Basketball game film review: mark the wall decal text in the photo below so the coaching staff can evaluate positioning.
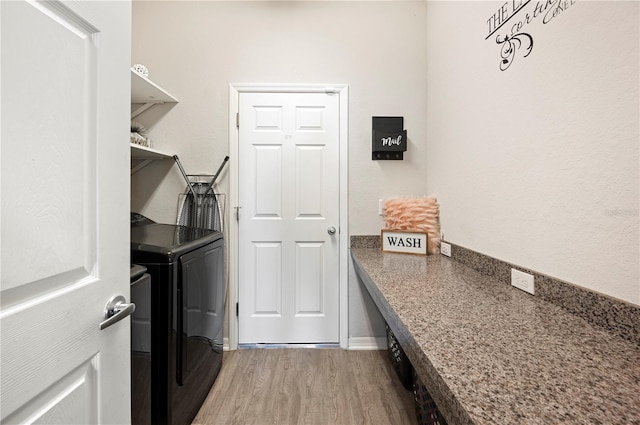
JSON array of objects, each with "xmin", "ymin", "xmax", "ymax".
[{"xmin": 485, "ymin": 0, "xmax": 578, "ymax": 71}]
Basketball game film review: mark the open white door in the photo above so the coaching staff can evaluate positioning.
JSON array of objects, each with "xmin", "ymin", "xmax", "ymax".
[{"xmin": 1, "ymin": 1, "xmax": 131, "ymax": 423}]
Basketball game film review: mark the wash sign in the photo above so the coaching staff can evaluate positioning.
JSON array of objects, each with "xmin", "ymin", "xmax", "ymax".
[{"xmin": 381, "ymin": 230, "xmax": 428, "ymax": 255}]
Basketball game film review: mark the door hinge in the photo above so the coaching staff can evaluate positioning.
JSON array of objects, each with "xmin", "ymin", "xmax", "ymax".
[
  {"xmin": 235, "ymin": 206, "xmax": 241, "ymax": 221},
  {"xmin": 236, "ymin": 112, "xmax": 239, "ymax": 128},
  {"xmin": 236, "ymin": 302, "xmax": 239, "ymax": 317}
]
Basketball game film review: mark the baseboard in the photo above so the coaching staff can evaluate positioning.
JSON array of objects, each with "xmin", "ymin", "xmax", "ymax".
[
  {"xmin": 348, "ymin": 336, "xmax": 387, "ymax": 350},
  {"xmin": 224, "ymin": 337, "xmax": 387, "ymax": 351}
]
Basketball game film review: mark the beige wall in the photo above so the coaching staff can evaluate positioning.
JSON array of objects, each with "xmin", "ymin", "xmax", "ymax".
[
  {"xmin": 131, "ymin": 1, "xmax": 430, "ymax": 342},
  {"xmin": 131, "ymin": 1, "xmax": 430, "ymax": 229},
  {"xmin": 426, "ymin": 1, "xmax": 639, "ymax": 305}
]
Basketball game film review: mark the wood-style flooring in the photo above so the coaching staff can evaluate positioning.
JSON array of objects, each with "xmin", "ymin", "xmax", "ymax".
[{"xmin": 192, "ymin": 348, "xmax": 417, "ymax": 425}]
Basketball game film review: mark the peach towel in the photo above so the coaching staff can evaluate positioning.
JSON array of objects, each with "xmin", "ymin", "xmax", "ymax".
[{"xmin": 383, "ymin": 197, "xmax": 441, "ymax": 254}]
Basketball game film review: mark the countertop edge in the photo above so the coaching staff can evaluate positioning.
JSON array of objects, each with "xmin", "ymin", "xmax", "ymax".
[{"xmin": 351, "ymin": 251, "xmax": 475, "ymax": 425}]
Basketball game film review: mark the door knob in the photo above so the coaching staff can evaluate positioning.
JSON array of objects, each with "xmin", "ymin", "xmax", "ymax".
[
  {"xmin": 327, "ymin": 226, "xmax": 337, "ymax": 235},
  {"xmin": 99, "ymin": 295, "xmax": 136, "ymax": 330}
]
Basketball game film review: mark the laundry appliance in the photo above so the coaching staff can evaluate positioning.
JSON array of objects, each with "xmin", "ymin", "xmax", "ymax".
[{"xmin": 130, "ymin": 213, "xmax": 224, "ymax": 425}]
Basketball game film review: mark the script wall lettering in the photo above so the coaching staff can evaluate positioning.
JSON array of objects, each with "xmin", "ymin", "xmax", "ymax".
[
  {"xmin": 381, "ymin": 135, "xmax": 403, "ymax": 147},
  {"xmin": 485, "ymin": 0, "xmax": 578, "ymax": 71}
]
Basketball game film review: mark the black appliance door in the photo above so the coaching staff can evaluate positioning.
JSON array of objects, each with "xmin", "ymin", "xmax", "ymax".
[
  {"xmin": 172, "ymin": 238, "xmax": 224, "ymax": 425},
  {"xmin": 130, "ymin": 266, "xmax": 152, "ymax": 425}
]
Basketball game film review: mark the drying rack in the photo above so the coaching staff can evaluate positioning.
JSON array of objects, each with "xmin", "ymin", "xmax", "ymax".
[{"xmin": 173, "ymin": 155, "xmax": 229, "ymax": 231}]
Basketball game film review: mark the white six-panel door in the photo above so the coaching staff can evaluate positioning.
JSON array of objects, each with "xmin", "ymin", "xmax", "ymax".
[
  {"xmin": 238, "ymin": 92, "xmax": 340, "ymax": 344},
  {"xmin": 0, "ymin": 0, "xmax": 131, "ymax": 423}
]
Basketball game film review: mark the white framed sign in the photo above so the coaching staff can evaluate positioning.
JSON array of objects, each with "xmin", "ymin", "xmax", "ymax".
[{"xmin": 381, "ymin": 229, "xmax": 428, "ymax": 255}]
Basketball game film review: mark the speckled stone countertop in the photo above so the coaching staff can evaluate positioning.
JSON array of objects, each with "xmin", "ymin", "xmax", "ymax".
[{"xmin": 351, "ymin": 248, "xmax": 640, "ymax": 425}]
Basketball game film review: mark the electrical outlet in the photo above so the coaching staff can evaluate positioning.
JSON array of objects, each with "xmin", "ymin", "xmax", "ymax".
[
  {"xmin": 378, "ymin": 199, "xmax": 384, "ymax": 216},
  {"xmin": 511, "ymin": 269, "xmax": 535, "ymax": 295},
  {"xmin": 440, "ymin": 242, "xmax": 451, "ymax": 257}
]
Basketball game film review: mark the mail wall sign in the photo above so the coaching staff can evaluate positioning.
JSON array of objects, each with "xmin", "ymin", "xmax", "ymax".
[
  {"xmin": 381, "ymin": 229, "xmax": 428, "ymax": 255},
  {"xmin": 372, "ymin": 116, "xmax": 407, "ymax": 160}
]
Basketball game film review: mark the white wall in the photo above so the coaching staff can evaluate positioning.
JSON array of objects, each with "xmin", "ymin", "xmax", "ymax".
[
  {"xmin": 426, "ymin": 1, "xmax": 639, "ymax": 305},
  {"xmin": 131, "ymin": 1, "xmax": 429, "ymax": 341}
]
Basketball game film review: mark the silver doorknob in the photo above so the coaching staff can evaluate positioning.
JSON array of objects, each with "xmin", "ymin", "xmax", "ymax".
[
  {"xmin": 99, "ymin": 295, "xmax": 136, "ymax": 330},
  {"xmin": 327, "ymin": 226, "xmax": 337, "ymax": 235}
]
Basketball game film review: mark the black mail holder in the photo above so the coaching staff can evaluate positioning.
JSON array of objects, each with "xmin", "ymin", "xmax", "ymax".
[{"xmin": 372, "ymin": 116, "xmax": 407, "ymax": 160}]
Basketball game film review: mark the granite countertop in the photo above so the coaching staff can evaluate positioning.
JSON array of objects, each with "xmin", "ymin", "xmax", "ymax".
[{"xmin": 351, "ymin": 248, "xmax": 640, "ymax": 425}]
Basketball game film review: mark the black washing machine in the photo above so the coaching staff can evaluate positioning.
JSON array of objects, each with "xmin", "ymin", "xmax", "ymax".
[{"xmin": 130, "ymin": 214, "xmax": 224, "ymax": 425}]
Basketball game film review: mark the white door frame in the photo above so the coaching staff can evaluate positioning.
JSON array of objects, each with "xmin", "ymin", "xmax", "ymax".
[{"xmin": 228, "ymin": 84, "xmax": 349, "ymax": 349}]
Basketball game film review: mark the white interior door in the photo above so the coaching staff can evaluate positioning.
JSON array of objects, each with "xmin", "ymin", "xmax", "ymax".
[
  {"xmin": 0, "ymin": 1, "xmax": 131, "ymax": 423},
  {"xmin": 238, "ymin": 92, "xmax": 340, "ymax": 344}
]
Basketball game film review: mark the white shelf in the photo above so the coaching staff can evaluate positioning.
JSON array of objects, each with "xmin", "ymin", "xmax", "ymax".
[
  {"xmin": 131, "ymin": 143, "xmax": 171, "ymax": 159},
  {"xmin": 130, "ymin": 143, "xmax": 173, "ymax": 175},
  {"xmin": 130, "ymin": 70, "xmax": 178, "ymax": 118},
  {"xmin": 129, "ymin": 71, "xmax": 178, "ymax": 173}
]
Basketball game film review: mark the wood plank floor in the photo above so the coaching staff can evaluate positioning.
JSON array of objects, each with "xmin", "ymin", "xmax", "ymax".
[{"xmin": 192, "ymin": 349, "xmax": 418, "ymax": 425}]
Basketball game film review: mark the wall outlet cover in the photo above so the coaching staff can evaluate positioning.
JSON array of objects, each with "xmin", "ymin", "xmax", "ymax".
[{"xmin": 511, "ymin": 268, "xmax": 535, "ymax": 295}]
